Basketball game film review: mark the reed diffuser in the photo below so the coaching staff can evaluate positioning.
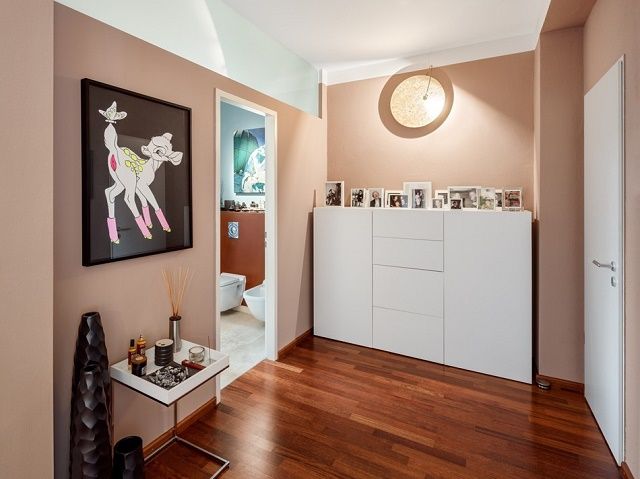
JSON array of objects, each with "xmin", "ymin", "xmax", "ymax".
[{"xmin": 162, "ymin": 266, "xmax": 192, "ymax": 353}]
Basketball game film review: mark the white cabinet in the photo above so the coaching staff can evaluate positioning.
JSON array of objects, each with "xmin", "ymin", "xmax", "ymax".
[
  {"xmin": 314, "ymin": 208, "xmax": 532, "ymax": 383},
  {"xmin": 443, "ymin": 212, "xmax": 532, "ymax": 383},
  {"xmin": 313, "ymin": 208, "xmax": 372, "ymax": 347}
]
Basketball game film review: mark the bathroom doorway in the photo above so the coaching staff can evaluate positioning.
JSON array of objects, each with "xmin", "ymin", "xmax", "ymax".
[{"xmin": 215, "ymin": 91, "xmax": 277, "ymax": 393}]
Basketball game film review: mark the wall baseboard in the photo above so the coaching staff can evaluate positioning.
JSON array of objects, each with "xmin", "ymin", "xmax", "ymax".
[
  {"xmin": 142, "ymin": 397, "xmax": 217, "ymax": 458},
  {"xmin": 621, "ymin": 462, "xmax": 635, "ymax": 479},
  {"xmin": 278, "ymin": 328, "xmax": 313, "ymax": 359},
  {"xmin": 536, "ymin": 374, "xmax": 584, "ymax": 394}
]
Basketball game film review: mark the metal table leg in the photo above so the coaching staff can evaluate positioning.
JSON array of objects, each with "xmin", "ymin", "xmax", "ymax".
[{"xmin": 146, "ymin": 401, "xmax": 230, "ymax": 478}]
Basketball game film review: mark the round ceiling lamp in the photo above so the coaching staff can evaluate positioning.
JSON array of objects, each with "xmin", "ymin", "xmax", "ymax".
[
  {"xmin": 390, "ymin": 74, "xmax": 446, "ymax": 128},
  {"xmin": 379, "ymin": 67, "xmax": 454, "ymax": 138}
]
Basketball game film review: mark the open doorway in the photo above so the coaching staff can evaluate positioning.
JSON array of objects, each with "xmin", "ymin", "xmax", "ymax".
[{"xmin": 215, "ymin": 90, "xmax": 277, "ymax": 393}]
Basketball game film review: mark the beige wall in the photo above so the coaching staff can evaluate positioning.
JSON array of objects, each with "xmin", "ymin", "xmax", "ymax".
[
  {"xmin": 535, "ymin": 28, "xmax": 585, "ymax": 383},
  {"xmin": 0, "ymin": 0, "xmax": 54, "ymax": 477},
  {"xmin": 327, "ymin": 53, "xmax": 534, "ymax": 209},
  {"xmin": 584, "ymin": 0, "xmax": 640, "ymax": 474},
  {"xmin": 54, "ymin": 5, "xmax": 326, "ymax": 477}
]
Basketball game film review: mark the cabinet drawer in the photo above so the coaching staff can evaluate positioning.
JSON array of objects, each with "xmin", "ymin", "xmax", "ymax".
[
  {"xmin": 373, "ymin": 210, "xmax": 443, "ymax": 240},
  {"xmin": 373, "ymin": 308, "xmax": 443, "ymax": 363},
  {"xmin": 373, "ymin": 237, "xmax": 443, "ymax": 271},
  {"xmin": 373, "ymin": 265, "xmax": 443, "ymax": 317}
]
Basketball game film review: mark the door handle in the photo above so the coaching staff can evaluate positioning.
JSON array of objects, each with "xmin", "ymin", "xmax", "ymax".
[{"xmin": 592, "ymin": 259, "xmax": 616, "ymax": 272}]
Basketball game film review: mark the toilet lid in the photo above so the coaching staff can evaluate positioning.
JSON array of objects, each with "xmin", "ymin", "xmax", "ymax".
[{"xmin": 220, "ymin": 275, "xmax": 240, "ymax": 287}]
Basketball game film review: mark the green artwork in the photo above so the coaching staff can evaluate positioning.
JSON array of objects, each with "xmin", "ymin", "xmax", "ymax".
[{"xmin": 233, "ymin": 128, "xmax": 265, "ymax": 194}]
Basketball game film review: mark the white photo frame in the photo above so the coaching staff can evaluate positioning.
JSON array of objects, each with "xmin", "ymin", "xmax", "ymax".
[
  {"xmin": 368, "ymin": 188, "xmax": 385, "ymax": 208},
  {"xmin": 479, "ymin": 187, "xmax": 496, "ymax": 211},
  {"xmin": 448, "ymin": 186, "xmax": 480, "ymax": 210},
  {"xmin": 435, "ymin": 189, "xmax": 449, "ymax": 209},
  {"xmin": 431, "ymin": 197, "xmax": 444, "ymax": 209},
  {"xmin": 386, "ymin": 190, "xmax": 408, "ymax": 208},
  {"xmin": 350, "ymin": 188, "xmax": 368, "ymax": 207},
  {"xmin": 495, "ymin": 189, "xmax": 503, "ymax": 211},
  {"xmin": 403, "ymin": 182, "xmax": 432, "ymax": 209},
  {"xmin": 503, "ymin": 187, "xmax": 523, "ymax": 211},
  {"xmin": 324, "ymin": 181, "xmax": 344, "ymax": 207}
]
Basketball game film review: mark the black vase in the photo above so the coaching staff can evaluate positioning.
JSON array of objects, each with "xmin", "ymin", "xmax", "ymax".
[
  {"xmin": 70, "ymin": 362, "xmax": 113, "ymax": 478},
  {"xmin": 113, "ymin": 436, "xmax": 145, "ymax": 479},
  {"xmin": 70, "ymin": 312, "xmax": 112, "ymax": 477}
]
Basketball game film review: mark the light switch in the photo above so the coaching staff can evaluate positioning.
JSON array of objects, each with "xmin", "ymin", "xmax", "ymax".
[{"xmin": 228, "ymin": 222, "xmax": 239, "ymax": 239}]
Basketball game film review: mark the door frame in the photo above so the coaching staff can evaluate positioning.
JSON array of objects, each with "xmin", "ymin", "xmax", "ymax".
[
  {"xmin": 214, "ymin": 89, "xmax": 278, "ymax": 400},
  {"xmin": 584, "ymin": 56, "xmax": 625, "ymax": 464}
]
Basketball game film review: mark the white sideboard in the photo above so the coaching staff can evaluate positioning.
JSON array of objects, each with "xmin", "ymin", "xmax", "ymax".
[{"xmin": 313, "ymin": 207, "xmax": 532, "ymax": 383}]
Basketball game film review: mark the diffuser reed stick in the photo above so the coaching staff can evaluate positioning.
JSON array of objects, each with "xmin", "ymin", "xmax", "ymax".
[{"xmin": 162, "ymin": 266, "xmax": 192, "ymax": 317}]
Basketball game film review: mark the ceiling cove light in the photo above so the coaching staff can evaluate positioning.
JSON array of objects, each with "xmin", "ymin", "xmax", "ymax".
[{"xmin": 380, "ymin": 67, "xmax": 454, "ymax": 138}]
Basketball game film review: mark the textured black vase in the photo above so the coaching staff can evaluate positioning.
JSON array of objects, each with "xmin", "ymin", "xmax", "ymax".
[
  {"xmin": 113, "ymin": 436, "xmax": 145, "ymax": 479},
  {"xmin": 70, "ymin": 362, "xmax": 113, "ymax": 478},
  {"xmin": 70, "ymin": 312, "xmax": 112, "ymax": 478}
]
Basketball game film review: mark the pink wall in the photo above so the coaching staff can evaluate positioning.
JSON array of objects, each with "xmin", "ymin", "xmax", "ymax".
[
  {"xmin": 535, "ymin": 28, "xmax": 585, "ymax": 383},
  {"xmin": 584, "ymin": 0, "xmax": 640, "ymax": 474},
  {"xmin": 54, "ymin": 5, "xmax": 326, "ymax": 477},
  {"xmin": 0, "ymin": 0, "xmax": 54, "ymax": 477},
  {"xmin": 327, "ymin": 53, "xmax": 534, "ymax": 209}
]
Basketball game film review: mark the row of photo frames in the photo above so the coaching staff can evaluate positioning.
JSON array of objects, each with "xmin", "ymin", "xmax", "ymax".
[{"xmin": 324, "ymin": 181, "xmax": 523, "ymax": 211}]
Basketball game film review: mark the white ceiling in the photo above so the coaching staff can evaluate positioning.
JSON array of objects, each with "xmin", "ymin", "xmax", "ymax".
[{"xmin": 222, "ymin": 0, "xmax": 551, "ymax": 84}]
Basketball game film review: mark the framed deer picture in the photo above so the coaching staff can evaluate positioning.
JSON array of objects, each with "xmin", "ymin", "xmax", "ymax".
[{"xmin": 81, "ymin": 79, "xmax": 193, "ymax": 266}]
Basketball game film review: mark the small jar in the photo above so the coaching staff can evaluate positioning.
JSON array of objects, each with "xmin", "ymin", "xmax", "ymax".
[
  {"xmin": 131, "ymin": 354, "xmax": 147, "ymax": 377},
  {"xmin": 189, "ymin": 346, "xmax": 205, "ymax": 363}
]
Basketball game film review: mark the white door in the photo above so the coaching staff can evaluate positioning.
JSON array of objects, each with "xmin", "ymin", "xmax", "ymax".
[{"xmin": 584, "ymin": 58, "xmax": 624, "ymax": 464}]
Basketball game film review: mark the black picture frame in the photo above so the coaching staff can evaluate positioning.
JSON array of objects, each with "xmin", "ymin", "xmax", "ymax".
[{"xmin": 81, "ymin": 79, "xmax": 193, "ymax": 266}]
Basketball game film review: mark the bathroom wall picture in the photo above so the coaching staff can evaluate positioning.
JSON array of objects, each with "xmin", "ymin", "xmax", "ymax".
[
  {"xmin": 234, "ymin": 127, "xmax": 265, "ymax": 194},
  {"xmin": 81, "ymin": 79, "xmax": 193, "ymax": 266}
]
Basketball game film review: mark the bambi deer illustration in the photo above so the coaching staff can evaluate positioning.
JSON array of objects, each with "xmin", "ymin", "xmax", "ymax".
[{"xmin": 99, "ymin": 101, "xmax": 183, "ymax": 243}]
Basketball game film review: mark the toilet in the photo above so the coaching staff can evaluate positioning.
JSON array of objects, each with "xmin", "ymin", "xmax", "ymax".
[
  {"xmin": 219, "ymin": 273, "xmax": 246, "ymax": 312},
  {"xmin": 243, "ymin": 280, "xmax": 265, "ymax": 322}
]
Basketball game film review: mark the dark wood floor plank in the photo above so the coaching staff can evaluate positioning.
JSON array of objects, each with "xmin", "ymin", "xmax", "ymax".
[{"xmin": 146, "ymin": 336, "xmax": 618, "ymax": 478}]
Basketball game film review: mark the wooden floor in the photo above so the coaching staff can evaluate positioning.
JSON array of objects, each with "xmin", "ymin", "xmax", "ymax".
[{"xmin": 146, "ymin": 336, "xmax": 619, "ymax": 478}]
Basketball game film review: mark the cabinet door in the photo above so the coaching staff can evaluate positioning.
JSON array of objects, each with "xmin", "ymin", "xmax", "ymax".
[
  {"xmin": 373, "ymin": 265, "xmax": 443, "ymax": 317},
  {"xmin": 373, "ymin": 307, "xmax": 443, "ymax": 363},
  {"xmin": 444, "ymin": 211, "xmax": 532, "ymax": 383},
  {"xmin": 314, "ymin": 208, "xmax": 372, "ymax": 347}
]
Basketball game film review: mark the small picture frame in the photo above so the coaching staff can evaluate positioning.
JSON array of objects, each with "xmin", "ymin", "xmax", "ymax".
[
  {"xmin": 495, "ymin": 189, "xmax": 503, "ymax": 211},
  {"xmin": 435, "ymin": 189, "xmax": 449, "ymax": 209},
  {"xmin": 503, "ymin": 188, "xmax": 523, "ymax": 211},
  {"xmin": 403, "ymin": 182, "xmax": 432, "ymax": 209},
  {"xmin": 386, "ymin": 190, "xmax": 409, "ymax": 208},
  {"xmin": 350, "ymin": 188, "xmax": 368, "ymax": 207},
  {"xmin": 431, "ymin": 197, "xmax": 444, "ymax": 209},
  {"xmin": 450, "ymin": 198, "xmax": 462, "ymax": 210},
  {"xmin": 410, "ymin": 188, "xmax": 428, "ymax": 209},
  {"xmin": 368, "ymin": 188, "xmax": 385, "ymax": 208},
  {"xmin": 325, "ymin": 181, "xmax": 344, "ymax": 207},
  {"xmin": 449, "ymin": 186, "xmax": 480, "ymax": 210},
  {"xmin": 479, "ymin": 187, "xmax": 496, "ymax": 211}
]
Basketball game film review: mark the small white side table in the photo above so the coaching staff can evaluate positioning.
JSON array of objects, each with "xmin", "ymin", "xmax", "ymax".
[{"xmin": 110, "ymin": 340, "xmax": 230, "ymax": 478}]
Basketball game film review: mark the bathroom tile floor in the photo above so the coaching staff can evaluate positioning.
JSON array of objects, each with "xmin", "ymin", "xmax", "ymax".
[{"xmin": 220, "ymin": 306, "xmax": 265, "ymax": 389}]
